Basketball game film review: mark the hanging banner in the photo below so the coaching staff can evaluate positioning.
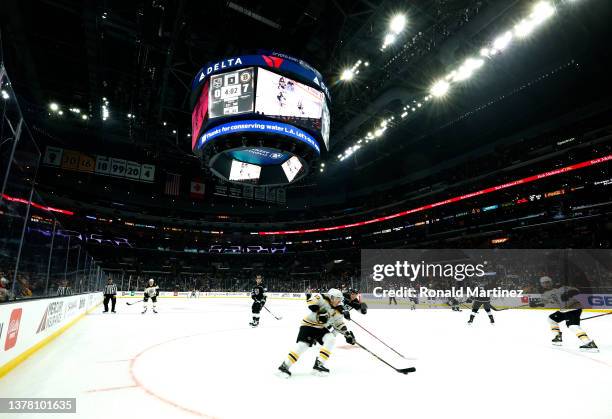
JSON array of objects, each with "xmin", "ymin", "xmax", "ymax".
[{"xmin": 43, "ymin": 147, "xmax": 156, "ymax": 183}]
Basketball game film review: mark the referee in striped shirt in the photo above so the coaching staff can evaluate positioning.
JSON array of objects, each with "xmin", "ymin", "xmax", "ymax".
[{"xmin": 103, "ymin": 277, "xmax": 118, "ymax": 313}]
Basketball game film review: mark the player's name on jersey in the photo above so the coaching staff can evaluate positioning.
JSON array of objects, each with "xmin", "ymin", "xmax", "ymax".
[{"xmin": 372, "ymin": 286, "xmax": 524, "ymax": 299}]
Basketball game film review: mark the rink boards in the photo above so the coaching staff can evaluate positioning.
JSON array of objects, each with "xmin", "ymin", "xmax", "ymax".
[
  {"xmin": 118, "ymin": 291, "xmax": 612, "ymax": 310},
  {"xmin": 0, "ymin": 292, "xmax": 103, "ymax": 377}
]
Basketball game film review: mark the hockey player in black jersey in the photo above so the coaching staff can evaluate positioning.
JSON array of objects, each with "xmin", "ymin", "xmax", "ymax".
[
  {"xmin": 342, "ymin": 289, "xmax": 368, "ymax": 320},
  {"xmin": 467, "ymin": 294, "xmax": 494, "ymax": 324},
  {"xmin": 448, "ymin": 297, "xmax": 461, "ymax": 312},
  {"xmin": 249, "ymin": 275, "xmax": 267, "ymax": 327}
]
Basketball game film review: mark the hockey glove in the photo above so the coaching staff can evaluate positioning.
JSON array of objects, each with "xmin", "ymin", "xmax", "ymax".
[
  {"xmin": 317, "ymin": 311, "xmax": 329, "ymax": 324},
  {"xmin": 360, "ymin": 302, "xmax": 368, "ymax": 314},
  {"xmin": 344, "ymin": 331, "xmax": 356, "ymax": 345},
  {"xmin": 343, "ymin": 309, "xmax": 351, "ymax": 320},
  {"xmin": 560, "ymin": 288, "xmax": 579, "ymax": 302}
]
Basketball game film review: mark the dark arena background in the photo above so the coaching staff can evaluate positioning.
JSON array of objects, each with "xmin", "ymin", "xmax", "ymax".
[{"xmin": 0, "ymin": 1, "xmax": 611, "ymax": 418}]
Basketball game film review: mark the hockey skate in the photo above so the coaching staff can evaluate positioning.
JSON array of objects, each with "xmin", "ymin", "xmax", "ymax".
[
  {"xmin": 152, "ymin": 308, "xmax": 158, "ymax": 314},
  {"xmin": 551, "ymin": 334, "xmax": 562, "ymax": 346},
  {"xmin": 467, "ymin": 320, "xmax": 473, "ymax": 325},
  {"xmin": 249, "ymin": 320, "xmax": 259, "ymax": 327},
  {"xmin": 277, "ymin": 363, "xmax": 291, "ymax": 378},
  {"xmin": 312, "ymin": 359, "xmax": 330, "ymax": 376},
  {"xmin": 141, "ymin": 307, "xmax": 148, "ymax": 314},
  {"xmin": 579, "ymin": 340, "xmax": 599, "ymax": 352}
]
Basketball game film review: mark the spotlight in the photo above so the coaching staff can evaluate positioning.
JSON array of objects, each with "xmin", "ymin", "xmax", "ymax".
[
  {"xmin": 81, "ymin": 114, "xmax": 88, "ymax": 120},
  {"xmin": 453, "ymin": 57, "xmax": 485, "ymax": 81},
  {"xmin": 493, "ymin": 31, "xmax": 513, "ymax": 51},
  {"xmin": 58, "ymin": 110, "xmax": 64, "ymax": 115},
  {"xmin": 340, "ymin": 69, "xmax": 354, "ymax": 81},
  {"xmin": 530, "ymin": 1, "xmax": 555, "ymax": 24},
  {"xmin": 430, "ymin": 80, "xmax": 450, "ymax": 97},
  {"xmin": 389, "ymin": 14, "xmax": 406, "ymax": 34},
  {"xmin": 49, "ymin": 102, "xmax": 59, "ymax": 111},
  {"xmin": 1, "ymin": 90, "xmax": 8, "ymax": 100},
  {"xmin": 382, "ymin": 33, "xmax": 396, "ymax": 49},
  {"xmin": 514, "ymin": 19, "xmax": 536, "ymax": 38}
]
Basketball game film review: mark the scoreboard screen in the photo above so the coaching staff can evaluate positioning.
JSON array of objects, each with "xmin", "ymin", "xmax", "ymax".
[
  {"xmin": 255, "ymin": 67, "xmax": 324, "ymax": 134},
  {"xmin": 209, "ymin": 67, "xmax": 255, "ymax": 119},
  {"xmin": 229, "ymin": 159, "xmax": 261, "ymax": 181},
  {"xmin": 281, "ymin": 156, "xmax": 303, "ymax": 182},
  {"xmin": 191, "ymin": 79, "xmax": 209, "ymax": 150}
]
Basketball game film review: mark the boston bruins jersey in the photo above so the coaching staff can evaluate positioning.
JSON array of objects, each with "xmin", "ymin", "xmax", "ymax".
[
  {"xmin": 301, "ymin": 293, "xmax": 346, "ymax": 331},
  {"xmin": 144, "ymin": 286, "xmax": 159, "ymax": 298},
  {"xmin": 541, "ymin": 286, "xmax": 581, "ymax": 312}
]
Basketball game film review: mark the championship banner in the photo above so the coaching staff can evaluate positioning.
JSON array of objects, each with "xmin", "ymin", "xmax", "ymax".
[{"xmin": 42, "ymin": 146, "xmax": 156, "ymax": 183}]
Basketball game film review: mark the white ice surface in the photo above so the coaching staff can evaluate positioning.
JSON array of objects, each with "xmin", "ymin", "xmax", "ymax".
[{"xmin": 1, "ymin": 298, "xmax": 611, "ymax": 419}]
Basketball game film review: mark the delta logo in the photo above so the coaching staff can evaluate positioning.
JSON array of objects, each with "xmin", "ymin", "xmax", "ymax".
[
  {"xmin": 261, "ymin": 55, "xmax": 284, "ymax": 69},
  {"xmin": 37, "ymin": 301, "xmax": 64, "ymax": 334},
  {"xmin": 5, "ymin": 308, "xmax": 22, "ymax": 351}
]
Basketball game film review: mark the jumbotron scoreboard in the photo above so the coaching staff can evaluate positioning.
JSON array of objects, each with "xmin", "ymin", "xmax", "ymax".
[{"xmin": 190, "ymin": 51, "xmax": 330, "ymax": 186}]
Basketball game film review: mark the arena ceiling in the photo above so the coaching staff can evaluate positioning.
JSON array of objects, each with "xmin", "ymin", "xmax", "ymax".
[{"xmin": 1, "ymin": 0, "xmax": 611, "ymax": 195}]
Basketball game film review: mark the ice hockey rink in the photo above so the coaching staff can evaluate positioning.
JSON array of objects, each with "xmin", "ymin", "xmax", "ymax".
[{"xmin": 1, "ymin": 297, "xmax": 611, "ymax": 419}]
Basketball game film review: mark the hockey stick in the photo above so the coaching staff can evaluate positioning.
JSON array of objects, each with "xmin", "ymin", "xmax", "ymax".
[
  {"xmin": 355, "ymin": 340, "xmax": 415, "ymax": 375},
  {"xmin": 263, "ymin": 305, "xmax": 283, "ymax": 320},
  {"xmin": 126, "ymin": 299, "xmax": 144, "ymax": 306},
  {"xmin": 349, "ymin": 318, "xmax": 407, "ymax": 359},
  {"xmin": 462, "ymin": 303, "xmax": 529, "ymax": 311},
  {"xmin": 581, "ymin": 311, "xmax": 612, "ymax": 321},
  {"xmin": 491, "ymin": 303, "xmax": 531, "ymax": 312}
]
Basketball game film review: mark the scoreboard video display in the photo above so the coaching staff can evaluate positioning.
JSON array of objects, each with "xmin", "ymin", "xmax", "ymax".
[
  {"xmin": 191, "ymin": 53, "xmax": 330, "ymax": 186},
  {"xmin": 255, "ymin": 67, "xmax": 324, "ymax": 133},
  {"xmin": 209, "ymin": 67, "xmax": 255, "ymax": 119}
]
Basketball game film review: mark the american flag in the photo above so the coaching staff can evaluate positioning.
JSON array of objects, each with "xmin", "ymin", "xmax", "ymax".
[{"xmin": 164, "ymin": 172, "xmax": 181, "ymax": 196}]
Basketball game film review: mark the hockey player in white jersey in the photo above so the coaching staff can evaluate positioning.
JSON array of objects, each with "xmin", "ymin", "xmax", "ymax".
[
  {"xmin": 540, "ymin": 276, "xmax": 598, "ymax": 351},
  {"xmin": 277, "ymin": 288, "xmax": 355, "ymax": 378},
  {"xmin": 142, "ymin": 279, "xmax": 159, "ymax": 314}
]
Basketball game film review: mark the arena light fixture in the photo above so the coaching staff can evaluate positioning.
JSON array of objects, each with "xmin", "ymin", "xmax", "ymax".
[
  {"xmin": 514, "ymin": 18, "xmax": 537, "ymax": 38},
  {"xmin": 49, "ymin": 102, "xmax": 59, "ymax": 111},
  {"xmin": 382, "ymin": 33, "xmax": 396, "ymax": 49},
  {"xmin": 389, "ymin": 14, "xmax": 407, "ymax": 34},
  {"xmin": 493, "ymin": 31, "xmax": 513, "ymax": 52},
  {"xmin": 341, "ymin": 69, "xmax": 354, "ymax": 81},
  {"xmin": 530, "ymin": 1, "xmax": 555, "ymax": 24},
  {"xmin": 333, "ymin": 0, "xmax": 572, "ymax": 163},
  {"xmin": 430, "ymin": 79, "xmax": 450, "ymax": 97},
  {"xmin": 1, "ymin": 90, "xmax": 8, "ymax": 100}
]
